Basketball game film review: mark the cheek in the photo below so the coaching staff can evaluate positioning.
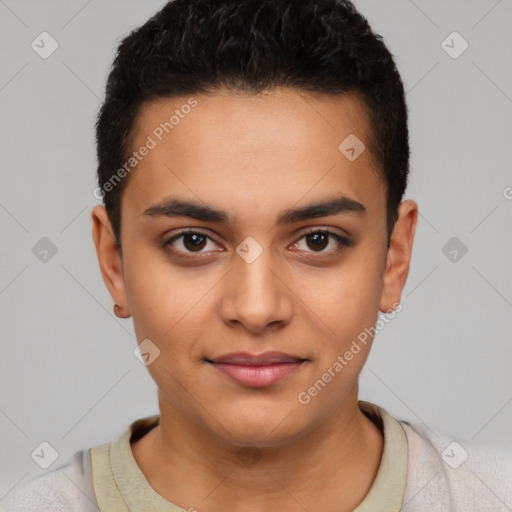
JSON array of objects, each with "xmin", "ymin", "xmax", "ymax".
[
  {"xmin": 295, "ymin": 267, "xmax": 381, "ymax": 414},
  {"xmin": 122, "ymin": 248, "xmax": 219, "ymax": 357},
  {"xmin": 304, "ymin": 256, "xmax": 384, "ymax": 352}
]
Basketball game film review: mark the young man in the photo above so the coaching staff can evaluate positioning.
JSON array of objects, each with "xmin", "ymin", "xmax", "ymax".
[{"xmin": 3, "ymin": 0, "xmax": 511, "ymax": 511}]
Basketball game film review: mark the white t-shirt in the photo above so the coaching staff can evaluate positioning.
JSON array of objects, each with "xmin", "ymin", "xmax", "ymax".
[{"xmin": 2, "ymin": 401, "xmax": 511, "ymax": 511}]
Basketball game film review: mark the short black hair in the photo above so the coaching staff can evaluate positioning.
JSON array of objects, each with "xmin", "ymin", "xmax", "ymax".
[{"xmin": 95, "ymin": 0, "xmax": 410, "ymax": 251}]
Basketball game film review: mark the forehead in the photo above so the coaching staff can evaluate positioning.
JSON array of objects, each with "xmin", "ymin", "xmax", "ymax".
[{"xmin": 123, "ymin": 88, "xmax": 385, "ymax": 226}]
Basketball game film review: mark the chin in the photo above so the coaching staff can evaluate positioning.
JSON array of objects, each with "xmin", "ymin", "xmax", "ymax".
[{"xmin": 204, "ymin": 404, "xmax": 311, "ymax": 448}]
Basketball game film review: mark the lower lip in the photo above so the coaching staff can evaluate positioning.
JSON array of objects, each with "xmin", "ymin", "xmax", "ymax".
[{"xmin": 208, "ymin": 361, "xmax": 304, "ymax": 388}]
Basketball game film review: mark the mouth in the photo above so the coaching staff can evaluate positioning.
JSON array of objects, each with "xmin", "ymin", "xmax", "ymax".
[{"xmin": 205, "ymin": 351, "xmax": 308, "ymax": 388}]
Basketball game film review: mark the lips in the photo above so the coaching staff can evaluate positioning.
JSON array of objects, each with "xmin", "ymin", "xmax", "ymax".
[
  {"xmin": 207, "ymin": 351, "xmax": 307, "ymax": 366},
  {"xmin": 206, "ymin": 351, "xmax": 307, "ymax": 388}
]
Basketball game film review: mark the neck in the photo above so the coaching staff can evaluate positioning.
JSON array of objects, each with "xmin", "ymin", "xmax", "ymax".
[{"xmin": 131, "ymin": 387, "xmax": 384, "ymax": 512}]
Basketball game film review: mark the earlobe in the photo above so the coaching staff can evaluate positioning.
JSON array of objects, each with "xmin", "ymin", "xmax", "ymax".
[
  {"xmin": 91, "ymin": 205, "xmax": 130, "ymax": 317},
  {"xmin": 379, "ymin": 199, "xmax": 418, "ymax": 313}
]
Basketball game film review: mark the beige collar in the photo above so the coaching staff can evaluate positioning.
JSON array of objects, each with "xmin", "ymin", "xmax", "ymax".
[{"xmin": 90, "ymin": 400, "xmax": 408, "ymax": 511}]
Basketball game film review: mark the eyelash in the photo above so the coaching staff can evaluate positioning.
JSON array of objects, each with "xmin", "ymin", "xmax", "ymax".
[{"xmin": 163, "ymin": 228, "xmax": 353, "ymax": 259}]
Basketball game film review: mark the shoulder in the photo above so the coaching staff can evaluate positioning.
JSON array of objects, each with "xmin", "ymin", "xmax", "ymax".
[
  {"xmin": 399, "ymin": 419, "xmax": 512, "ymax": 511},
  {"xmin": 0, "ymin": 450, "xmax": 99, "ymax": 512}
]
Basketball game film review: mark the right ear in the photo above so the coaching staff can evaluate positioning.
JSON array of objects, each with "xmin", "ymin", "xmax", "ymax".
[{"xmin": 91, "ymin": 205, "xmax": 130, "ymax": 318}]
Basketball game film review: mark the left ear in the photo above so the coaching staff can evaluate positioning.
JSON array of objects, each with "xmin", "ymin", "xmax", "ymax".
[{"xmin": 379, "ymin": 199, "xmax": 418, "ymax": 313}]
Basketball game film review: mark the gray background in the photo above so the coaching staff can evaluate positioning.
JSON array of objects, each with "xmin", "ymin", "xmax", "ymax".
[{"xmin": 0, "ymin": 0, "xmax": 511, "ymax": 498}]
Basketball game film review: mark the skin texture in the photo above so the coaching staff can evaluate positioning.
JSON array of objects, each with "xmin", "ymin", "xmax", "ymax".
[{"xmin": 92, "ymin": 87, "xmax": 418, "ymax": 512}]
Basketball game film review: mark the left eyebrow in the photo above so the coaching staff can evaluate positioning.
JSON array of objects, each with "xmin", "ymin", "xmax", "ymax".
[
  {"xmin": 142, "ymin": 194, "xmax": 367, "ymax": 225},
  {"xmin": 277, "ymin": 195, "xmax": 366, "ymax": 224}
]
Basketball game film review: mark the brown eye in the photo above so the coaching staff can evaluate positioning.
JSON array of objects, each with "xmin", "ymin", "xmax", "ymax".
[
  {"xmin": 292, "ymin": 229, "xmax": 352, "ymax": 256},
  {"xmin": 305, "ymin": 232, "xmax": 329, "ymax": 251},
  {"xmin": 164, "ymin": 230, "xmax": 217, "ymax": 255},
  {"xmin": 182, "ymin": 233, "xmax": 207, "ymax": 252}
]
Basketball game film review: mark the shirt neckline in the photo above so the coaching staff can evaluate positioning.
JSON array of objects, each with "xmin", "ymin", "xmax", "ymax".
[{"xmin": 93, "ymin": 401, "xmax": 408, "ymax": 511}]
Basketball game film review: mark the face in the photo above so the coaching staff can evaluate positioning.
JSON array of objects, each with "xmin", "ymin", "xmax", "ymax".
[{"xmin": 92, "ymin": 87, "xmax": 417, "ymax": 447}]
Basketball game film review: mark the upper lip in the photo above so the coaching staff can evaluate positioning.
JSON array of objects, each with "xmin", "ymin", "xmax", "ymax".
[{"xmin": 207, "ymin": 351, "xmax": 307, "ymax": 366}]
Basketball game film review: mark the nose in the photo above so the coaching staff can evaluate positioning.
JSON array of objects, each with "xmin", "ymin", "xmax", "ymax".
[{"xmin": 219, "ymin": 244, "xmax": 293, "ymax": 334}]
